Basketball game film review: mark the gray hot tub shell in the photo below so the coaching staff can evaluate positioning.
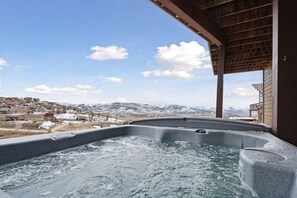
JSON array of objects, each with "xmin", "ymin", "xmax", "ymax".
[{"xmin": 0, "ymin": 118, "xmax": 296, "ymax": 198}]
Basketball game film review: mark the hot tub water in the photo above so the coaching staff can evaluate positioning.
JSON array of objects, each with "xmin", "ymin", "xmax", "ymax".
[{"xmin": 0, "ymin": 136, "xmax": 257, "ymax": 197}]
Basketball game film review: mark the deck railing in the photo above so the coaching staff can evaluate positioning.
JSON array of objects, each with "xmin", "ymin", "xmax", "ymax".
[{"xmin": 250, "ymin": 102, "xmax": 263, "ymax": 111}]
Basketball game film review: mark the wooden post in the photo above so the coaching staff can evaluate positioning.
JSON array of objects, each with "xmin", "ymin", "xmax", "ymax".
[
  {"xmin": 272, "ymin": 0, "xmax": 297, "ymax": 146},
  {"xmin": 216, "ymin": 45, "xmax": 225, "ymax": 118},
  {"xmin": 272, "ymin": 0, "xmax": 279, "ymax": 134}
]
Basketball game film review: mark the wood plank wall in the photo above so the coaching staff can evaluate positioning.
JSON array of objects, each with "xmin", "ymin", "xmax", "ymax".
[{"xmin": 263, "ymin": 66, "xmax": 272, "ymax": 127}]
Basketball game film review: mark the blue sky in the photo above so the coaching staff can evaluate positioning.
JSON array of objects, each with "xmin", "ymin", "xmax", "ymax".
[{"xmin": 0, "ymin": 0, "xmax": 261, "ymax": 108}]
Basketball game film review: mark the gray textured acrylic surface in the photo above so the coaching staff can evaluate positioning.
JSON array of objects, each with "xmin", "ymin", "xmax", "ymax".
[
  {"xmin": 130, "ymin": 117, "xmax": 271, "ymax": 132},
  {"xmin": 0, "ymin": 118, "xmax": 296, "ymax": 197}
]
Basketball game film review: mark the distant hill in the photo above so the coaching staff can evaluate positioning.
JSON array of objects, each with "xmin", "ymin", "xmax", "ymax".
[
  {"xmin": 73, "ymin": 102, "xmax": 249, "ymax": 118},
  {"xmin": 0, "ymin": 97, "xmax": 81, "ymax": 114},
  {"xmin": 0, "ymin": 97, "xmax": 249, "ymax": 118}
]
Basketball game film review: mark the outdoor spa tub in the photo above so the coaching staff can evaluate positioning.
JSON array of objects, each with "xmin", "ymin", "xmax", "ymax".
[{"xmin": 0, "ymin": 118, "xmax": 297, "ymax": 197}]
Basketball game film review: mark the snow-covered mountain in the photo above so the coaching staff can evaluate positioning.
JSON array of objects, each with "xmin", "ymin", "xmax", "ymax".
[{"xmin": 73, "ymin": 102, "xmax": 249, "ymax": 117}]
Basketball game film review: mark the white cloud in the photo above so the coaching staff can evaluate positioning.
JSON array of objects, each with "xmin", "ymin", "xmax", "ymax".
[
  {"xmin": 141, "ymin": 71, "xmax": 151, "ymax": 77},
  {"xmin": 76, "ymin": 84, "xmax": 94, "ymax": 89},
  {"xmin": 142, "ymin": 70, "xmax": 192, "ymax": 79},
  {"xmin": 91, "ymin": 90, "xmax": 102, "ymax": 94},
  {"xmin": 105, "ymin": 77, "xmax": 123, "ymax": 84},
  {"xmin": 25, "ymin": 84, "xmax": 101, "ymax": 95},
  {"xmin": 156, "ymin": 41, "xmax": 211, "ymax": 71},
  {"xmin": 142, "ymin": 41, "xmax": 211, "ymax": 79},
  {"xmin": 0, "ymin": 58, "xmax": 8, "ymax": 69},
  {"xmin": 87, "ymin": 45, "xmax": 128, "ymax": 60},
  {"xmin": 117, "ymin": 97, "xmax": 128, "ymax": 102},
  {"xmin": 227, "ymin": 87, "xmax": 258, "ymax": 97}
]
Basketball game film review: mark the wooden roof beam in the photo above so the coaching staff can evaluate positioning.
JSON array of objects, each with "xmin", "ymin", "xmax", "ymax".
[
  {"xmin": 227, "ymin": 32, "xmax": 272, "ymax": 43},
  {"xmin": 213, "ymin": 64, "xmax": 269, "ymax": 75},
  {"xmin": 211, "ymin": 54, "xmax": 270, "ymax": 60},
  {"xmin": 223, "ymin": 66, "xmax": 268, "ymax": 74},
  {"xmin": 215, "ymin": 3, "xmax": 272, "ymax": 19},
  {"xmin": 152, "ymin": 0, "xmax": 226, "ymax": 46},
  {"xmin": 213, "ymin": 58, "xmax": 271, "ymax": 65},
  {"xmin": 199, "ymin": 0, "xmax": 234, "ymax": 10},
  {"xmin": 226, "ymin": 39, "xmax": 272, "ymax": 48},
  {"xmin": 225, "ymin": 25, "xmax": 272, "ymax": 36},
  {"xmin": 210, "ymin": 45, "xmax": 272, "ymax": 53},
  {"xmin": 226, "ymin": 34, "xmax": 272, "ymax": 47},
  {"xmin": 221, "ymin": 15, "xmax": 272, "ymax": 28}
]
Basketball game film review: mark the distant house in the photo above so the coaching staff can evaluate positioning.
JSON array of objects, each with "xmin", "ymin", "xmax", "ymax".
[
  {"xmin": 24, "ymin": 97, "xmax": 34, "ymax": 103},
  {"xmin": 7, "ymin": 103, "xmax": 16, "ymax": 108},
  {"xmin": 28, "ymin": 105, "xmax": 36, "ymax": 110},
  {"xmin": 6, "ymin": 97, "xmax": 18, "ymax": 101},
  {"xmin": 76, "ymin": 114, "xmax": 88, "ymax": 121},
  {"xmin": 5, "ymin": 114, "xmax": 25, "ymax": 121},
  {"xmin": 44, "ymin": 112, "xmax": 54, "ymax": 120},
  {"xmin": 24, "ymin": 103, "xmax": 36, "ymax": 110},
  {"xmin": 35, "ymin": 108, "xmax": 46, "ymax": 113},
  {"xmin": 0, "ymin": 108, "xmax": 10, "ymax": 114}
]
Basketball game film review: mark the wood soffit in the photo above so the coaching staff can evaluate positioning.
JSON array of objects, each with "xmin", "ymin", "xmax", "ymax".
[{"xmin": 151, "ymin": 0, "xmax": 273, "ymax": 75}]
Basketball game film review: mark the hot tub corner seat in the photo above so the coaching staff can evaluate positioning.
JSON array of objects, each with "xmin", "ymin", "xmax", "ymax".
[{"xmin": 239, "ymin": 144, "xmax": 297, "ymax": 197}]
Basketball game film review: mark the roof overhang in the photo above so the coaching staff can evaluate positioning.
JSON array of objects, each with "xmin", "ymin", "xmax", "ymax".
[
  {"xmin": 151, "ymin": 0, "xmax": 272, "ymax": 75},
  {"xmin": 252, "ymin": 83, "xmax": 263, "ymax": 94}
]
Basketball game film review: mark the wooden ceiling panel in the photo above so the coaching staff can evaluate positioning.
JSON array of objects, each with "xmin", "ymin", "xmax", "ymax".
[
  {"xmin": 225, "ymin": 26, "xmax": 272, "ymax": 42},
  {"xmin": 193, "ymin": 0, "xmax": 234, "ymax": 10},
  {"xmin": 226, "ymin": 33, "xmax": 272, "ymax": 48},
  {"xmin": 214, "ymin": 7, "xmax": 272, "ymax": 28},
  {"xmin": 199, "ymin": 0, "xmax": 272, "ymax": 20},
  {"xmin": 221, "ymin": 17, "xmax": 272, "ymax": 35}
]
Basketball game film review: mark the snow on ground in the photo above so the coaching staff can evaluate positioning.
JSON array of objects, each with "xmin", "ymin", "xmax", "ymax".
[
  {"xmin": 55, "ymin": 113, "xmax": 77, "ymax": 120},
  {"xmin": 39, "ymin": 121, "xmax": 55, "ymax": 130}
]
